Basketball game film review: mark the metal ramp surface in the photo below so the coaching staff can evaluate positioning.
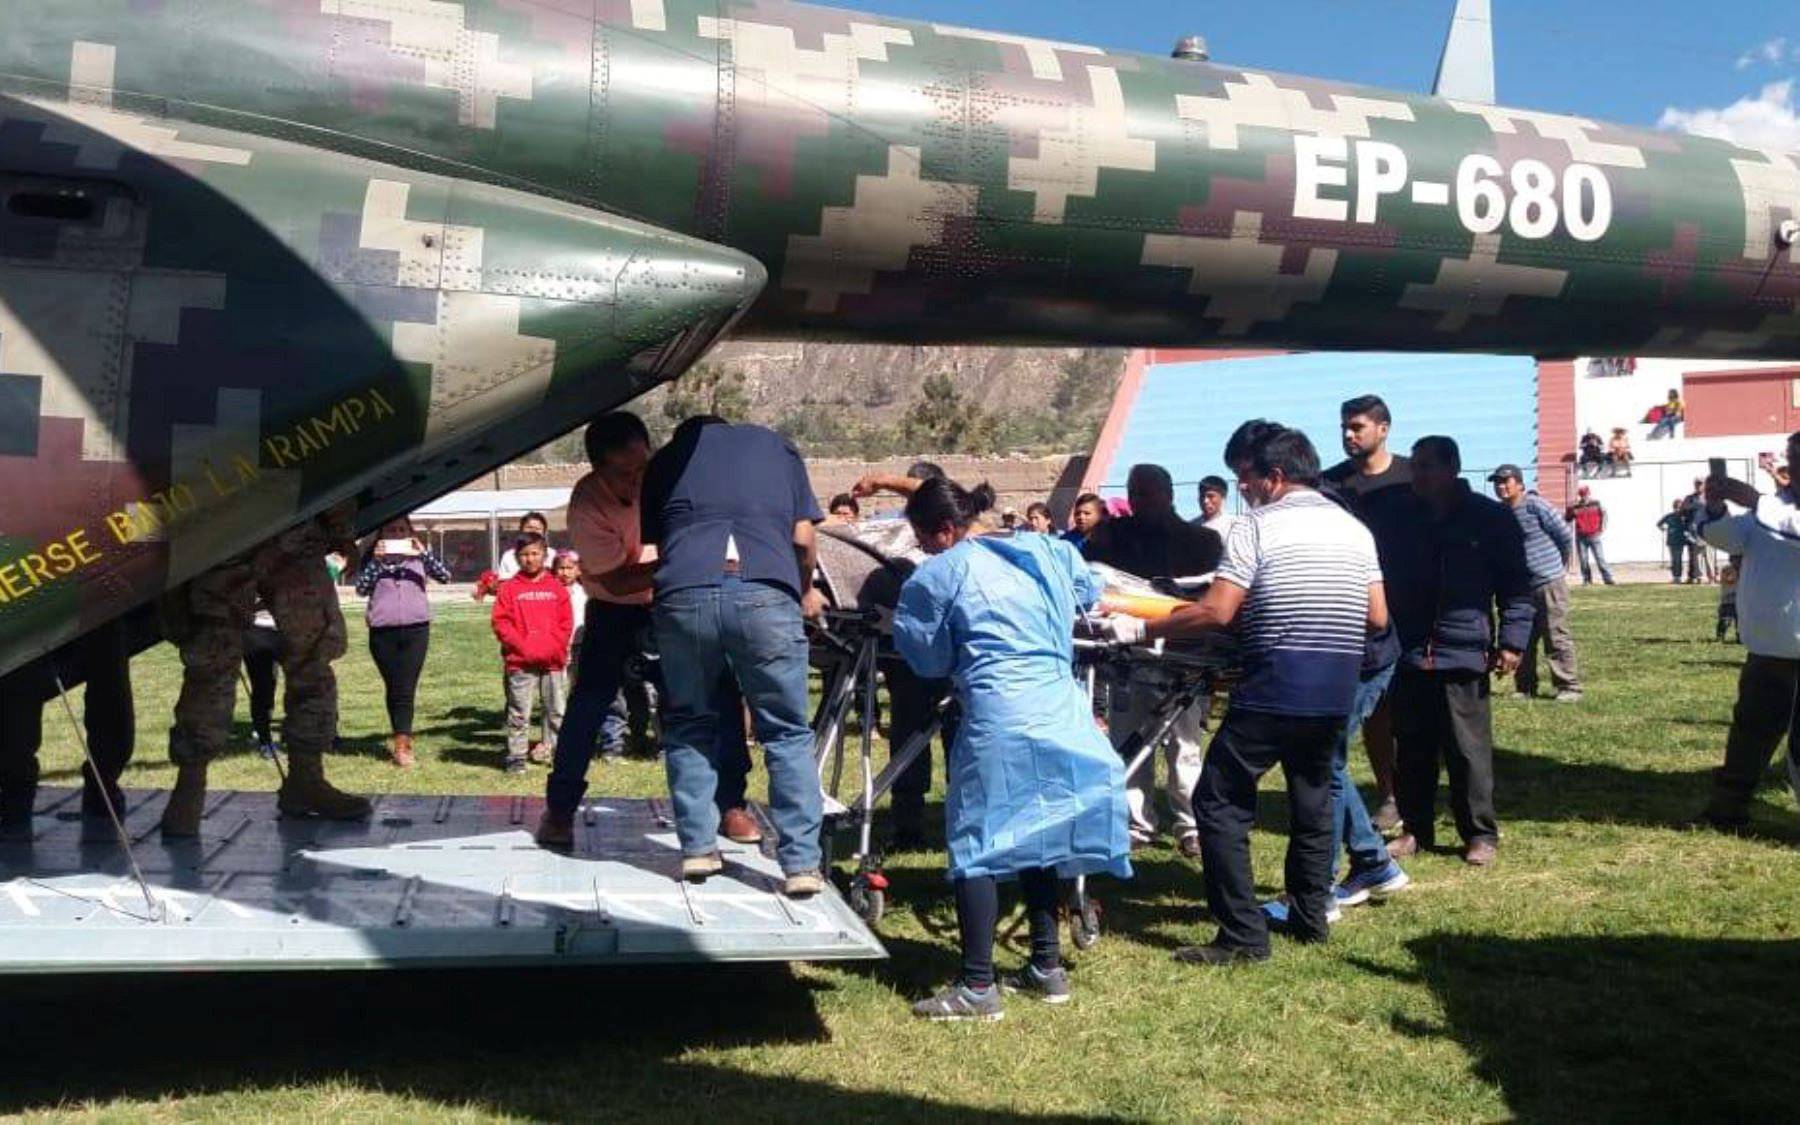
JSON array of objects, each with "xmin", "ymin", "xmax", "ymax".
[{"xmin": 0, "ymin": 789, "xmax": 885, "ymax": 973}]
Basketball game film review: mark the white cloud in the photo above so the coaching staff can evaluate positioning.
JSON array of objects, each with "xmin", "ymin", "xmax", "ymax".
[
  {"xmin": 1659, "ymin": 80, "xmax": 1800, "ymax": 152},
  {"xmin": 1736, "ymin": 36, "xmax": 1790, "ymax": 71}
]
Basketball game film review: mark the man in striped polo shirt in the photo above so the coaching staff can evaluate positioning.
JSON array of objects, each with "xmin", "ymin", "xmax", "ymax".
[{"xmin": 1110, "ymin": 421, "xmax": 1386, "ymax": 965}]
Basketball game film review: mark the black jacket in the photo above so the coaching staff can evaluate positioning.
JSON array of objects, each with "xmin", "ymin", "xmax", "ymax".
[
  {"xmin": 1082, "ymin": 515, "xmax": 1221, "ymax": 580},
  {"xmin": 1382, "ymin": 482, "xmax": 1534, "ymax": 673}
]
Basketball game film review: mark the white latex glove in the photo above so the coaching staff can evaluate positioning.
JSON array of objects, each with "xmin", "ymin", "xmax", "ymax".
[{"xmin": 1105, "ymin": 615, "xmax": 1148, "ymax": 646}]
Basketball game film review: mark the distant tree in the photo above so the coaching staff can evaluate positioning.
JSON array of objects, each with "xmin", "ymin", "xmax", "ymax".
[
  {"xmin": 901, "ymin": 372, "xmax": 999, "ymax": 454},
  {"xmin": 643, "ymin": 362, "xmax": 750, "ymax": 445},
  {"xmin": 1052, "ymin": 349, "xmax": 1117, "ymax": 416}
]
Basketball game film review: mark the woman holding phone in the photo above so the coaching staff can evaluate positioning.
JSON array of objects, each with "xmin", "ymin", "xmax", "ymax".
[{"xmin": 355, "ymin": 516, "xmax": 452, "ymax": 767}]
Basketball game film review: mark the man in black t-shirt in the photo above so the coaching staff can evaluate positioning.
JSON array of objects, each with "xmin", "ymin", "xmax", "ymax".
[
  {"xmin": 1322, "ymin": 394, "xmax": 1414, "ymax": 830},
  {"xmin": 1083, "ymin": 464, "xmax": 1222, "ymax": 854},
  {"xmin": 1083, "ymin": 464, "xmax": 1223, "ymax": 581}
]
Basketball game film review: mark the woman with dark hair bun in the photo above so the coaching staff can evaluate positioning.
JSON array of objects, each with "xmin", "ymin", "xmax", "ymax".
[{"xmin": 893, "ymin": 477, "xmax": 1131, "ymax": 1022}]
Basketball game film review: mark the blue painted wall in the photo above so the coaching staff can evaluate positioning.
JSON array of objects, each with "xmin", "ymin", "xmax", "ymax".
[{"xmin": 1100, "ymin": 352, "xmax": 1539, "ymax": 517}]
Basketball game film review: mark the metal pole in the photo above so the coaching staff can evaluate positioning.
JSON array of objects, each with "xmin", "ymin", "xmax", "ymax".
[{"xmin": 51, "ymin": 674, "xmax": 163, "ymax": 922}]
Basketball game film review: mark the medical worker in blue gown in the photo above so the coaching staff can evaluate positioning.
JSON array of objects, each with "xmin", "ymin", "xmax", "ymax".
[{"xmin": 891, "ymin": 477, "xmax": 1132, "ymax": 1022}]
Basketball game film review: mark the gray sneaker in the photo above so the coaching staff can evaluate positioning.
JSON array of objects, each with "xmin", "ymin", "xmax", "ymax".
[
  {"xmin": 1000, "ymin": 963, "xmax": 1071, "ymax": 1005},
  {"xmin": 782, "ymin": 869, "xmax": 824, "ymax": 898},
  {"xmin": 1555, "ymin": 690, "xmax": 1583, "ymax": 703},
  {"xmin": 911, "ymin": 982, "xmax": 1004, "ymax": 1022}
]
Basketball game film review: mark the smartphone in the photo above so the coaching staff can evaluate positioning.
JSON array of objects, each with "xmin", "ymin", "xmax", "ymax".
[
  {"xmin": 379, "ymin": 538, "xmax": 417, "ymax": 556},
  {"xmin": 1709, "ymin": 457, "xmax": 1728, "ymax": 481}
]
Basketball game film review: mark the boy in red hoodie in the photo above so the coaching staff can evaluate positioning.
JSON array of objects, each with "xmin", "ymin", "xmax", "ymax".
[{"xmin": 491, "ymin": 535, "xmax": 572, "ymax": 773}]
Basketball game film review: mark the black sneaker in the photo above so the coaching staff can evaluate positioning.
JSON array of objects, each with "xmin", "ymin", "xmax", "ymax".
[
  {"xmin": 504, "ymin": 757, "xmax": 529, "ymax": 775},
  {"xmin": 1000, "ymin": 963, "xmax": 1071, "ymax": 1005},
  {"xmin": 1172, "ymin": 941, "xmax": 1270, "ymax": 967},
  {"xmin": 911, "ymin": 982, "xmax": 1004, "ymax": 1022}
]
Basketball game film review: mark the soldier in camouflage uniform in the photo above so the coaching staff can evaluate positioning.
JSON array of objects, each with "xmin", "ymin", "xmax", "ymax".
[{"xmin": 161, "ymin": 504, "xmax": 371, "ymax": 836}]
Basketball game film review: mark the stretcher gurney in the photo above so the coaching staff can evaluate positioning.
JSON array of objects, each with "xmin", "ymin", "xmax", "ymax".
[
  {"xmin": 808, "ymin": 528, "xmax": 1237, "ymax": 946},
  {"xmin": 1062, "ymin": 566, "xmax": 1236, "ymax": 947},
  {"xmin": 808, "ymin": 524, "xmax": 928, "ymax": 923}
]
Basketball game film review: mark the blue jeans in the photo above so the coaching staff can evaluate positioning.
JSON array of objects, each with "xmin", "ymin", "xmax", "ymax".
[
  {"xmin": 654, "ymin": 579, "xmax": 822, "ymax": 874},
  {"xmin": 1331, "ymin": 665, "xmax": 1396, "ymax": 881},
  {"xmin": 1576, "ymin": 535, "xmax": 1613, "ymax": 585},
  {"xmin": 547, "ymin": 601, "xmax": 650, "ymax": 815}
]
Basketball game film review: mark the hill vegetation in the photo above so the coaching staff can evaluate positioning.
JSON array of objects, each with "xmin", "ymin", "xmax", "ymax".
[{"xmin": 518, "ymin": 344, "xmax": 1126, "ymax": 463}]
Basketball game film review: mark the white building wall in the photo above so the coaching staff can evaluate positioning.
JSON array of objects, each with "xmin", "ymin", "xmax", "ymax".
[{"xmin": 1571, "ymin": 357, "xmax": 1789, "ymax": 564}]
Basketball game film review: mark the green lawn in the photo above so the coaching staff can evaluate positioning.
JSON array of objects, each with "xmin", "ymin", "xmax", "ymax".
[{"xmin": 3, "ymin": 586, "xmax": 1796, "ymax": 1123}]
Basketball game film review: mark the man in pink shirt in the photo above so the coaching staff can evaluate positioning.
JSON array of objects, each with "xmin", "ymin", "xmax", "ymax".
[
  {"xmin": 538, "ymin": 413, "xmax": 658, "ymax": 845},
  {"xmin": 537, "ymin": 413, "xmax": 754, "ymax": 848}
]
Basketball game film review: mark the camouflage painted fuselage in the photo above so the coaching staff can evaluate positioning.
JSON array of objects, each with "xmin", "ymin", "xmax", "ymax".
[
  {"xmin": 9, "ymin": 0, "xmax": 1798, "ymax": 352},
  {"xmin": 2, "ymin": 0, "xmax": 1799, "ymax": 673}
]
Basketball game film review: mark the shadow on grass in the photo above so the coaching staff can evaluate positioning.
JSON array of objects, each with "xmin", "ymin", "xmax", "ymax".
[
  {"xmin": 1358, "ymin": 932, "xmax": 1800, "ymax": 1123},
  {"xmin": 1491, "ymin": 746, "xmax": 1799, "ymax": 841},
  {"xmin": 36, "ymin": 720, "xmax": 279, "ymax": 785},
  {"xmin": 0, "ymin": 964, "xmax": 1095, "ymax": 1122},
  {"xmin": 411, "ymin": 704, "xmax": 506, "ymax": 745}
]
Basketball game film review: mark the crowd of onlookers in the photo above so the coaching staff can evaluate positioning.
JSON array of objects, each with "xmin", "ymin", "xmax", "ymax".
[
  {"xmin": 1574, "ymin": 387, "xmax": 1685, "ymax": 480},
  {"xmin": 5, "ymin": 384, "xmax": 1797, "ymax": 1023}
]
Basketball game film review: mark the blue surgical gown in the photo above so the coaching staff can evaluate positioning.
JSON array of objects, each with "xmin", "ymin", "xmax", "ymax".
[{"xmin": 892, "ymin": 533, "xmax": 1132, "ymax": 882}]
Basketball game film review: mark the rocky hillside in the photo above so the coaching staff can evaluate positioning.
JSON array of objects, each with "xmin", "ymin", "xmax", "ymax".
[
  {"xmin": 523, "ymin": 343, "xmax": 1127, "ymax": 463},
  {"xmin": 709, "ymin": 341, "xmax": 1126, "ymax": 423}
]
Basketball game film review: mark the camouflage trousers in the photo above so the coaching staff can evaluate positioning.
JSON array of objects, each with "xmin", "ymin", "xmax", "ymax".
[{"xmin": 168, "ymin": 548, "xmax": 346, "ymax": 765}]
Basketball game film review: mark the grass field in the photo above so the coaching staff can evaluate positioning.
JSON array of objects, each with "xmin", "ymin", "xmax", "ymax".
[{"xmin": 3, "ymin": 585, "xmax": 1797, "ymax": 1123}]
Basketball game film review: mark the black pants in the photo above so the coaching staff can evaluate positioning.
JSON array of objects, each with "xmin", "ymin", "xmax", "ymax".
[
  {"xmin": 243, "ymin": 624, "xmax": 280, "ymax": 742},
  {"xmin": 368, "ymin": 623, "xmax": 431, "ymax": 734},
  {"xmin": 1393, "ymin": 667, "xmax": 1498, "ymax": 847},
  {"xmin": 0, "ymin": 621, "xmax": 134, "ymax": 817},
  {"xmin": 1709, "ymin": 654, "xmax": 1800, "ymax": 819},
  {"xmin": 955, "ymin": 868, "xmax": 1061, "ymax": 989},
  {"xmin": 1194, "ymin": 707, "xmax": 1339, "ymax": 952},
  {"xmin": 886, "ymin": 662, "xmax": 958, "ymax": 829},
  {"xmin": 1668, "ymin": 542, "xmax": 1686, "ymax": 582}
]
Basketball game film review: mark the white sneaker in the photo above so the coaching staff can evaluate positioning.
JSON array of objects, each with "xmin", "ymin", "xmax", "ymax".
[{"xmin": 681, "ymin": 851, "xmax": 723, "ymax": 881}]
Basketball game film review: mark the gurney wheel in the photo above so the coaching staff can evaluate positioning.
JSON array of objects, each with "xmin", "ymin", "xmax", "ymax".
[
  {"xmin": 849, "ymin": 881, "xmax": 885, "ymax": 925},
  {"xmin": 1071, "ymin": 898, "xmax": 1103, "ymax": 950}
]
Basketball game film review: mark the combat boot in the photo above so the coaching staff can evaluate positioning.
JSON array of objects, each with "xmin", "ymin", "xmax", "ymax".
[
  {"xmin": 160, "ymin": 761, "xmax": 210, "ymax": 837},
  {"xmin": 0, "ymin": 784, "xmax": 36, "ymax": 839},
  {"xmin": 278, "ymin": 752, "xmax": 372, "ymax": 821}
]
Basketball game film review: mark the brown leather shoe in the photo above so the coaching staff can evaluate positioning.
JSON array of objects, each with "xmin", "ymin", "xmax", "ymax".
[
  {"xmin": 1463, "ymin": 840, "xmax": 1498, "ymax": 867},
  {"xmin": 720, "ymin": 806, "xmax": 763, "ymax": 844},
  {"xmin": 1178, "ymin": 834, "xmax": 1202, "ymax": 859},
  {"xmin": 534, "ymin": 808, "xmax": 574, "ymax": 848},
  {"xmin": 1387, "ymin": 833, "xmax": 1421, "ymax": 859},
  {"xmin": 392, "ymin": 733, "xmax": 416, "ymax": 769},
  {"xmin": 1371, "ymin": 797, "xmax": 1402, "ymax": 833}
]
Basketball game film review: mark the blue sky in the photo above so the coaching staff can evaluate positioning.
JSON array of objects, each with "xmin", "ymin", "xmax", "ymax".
[{"xmin": 865, "ymin": 0, "xmax": 1800, "ymax": 148}]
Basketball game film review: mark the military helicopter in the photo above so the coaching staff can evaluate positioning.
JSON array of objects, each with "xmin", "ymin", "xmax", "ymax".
[{"xmin": 0, "ymin": 1, "xmax": 1793, "ymax": 971}]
